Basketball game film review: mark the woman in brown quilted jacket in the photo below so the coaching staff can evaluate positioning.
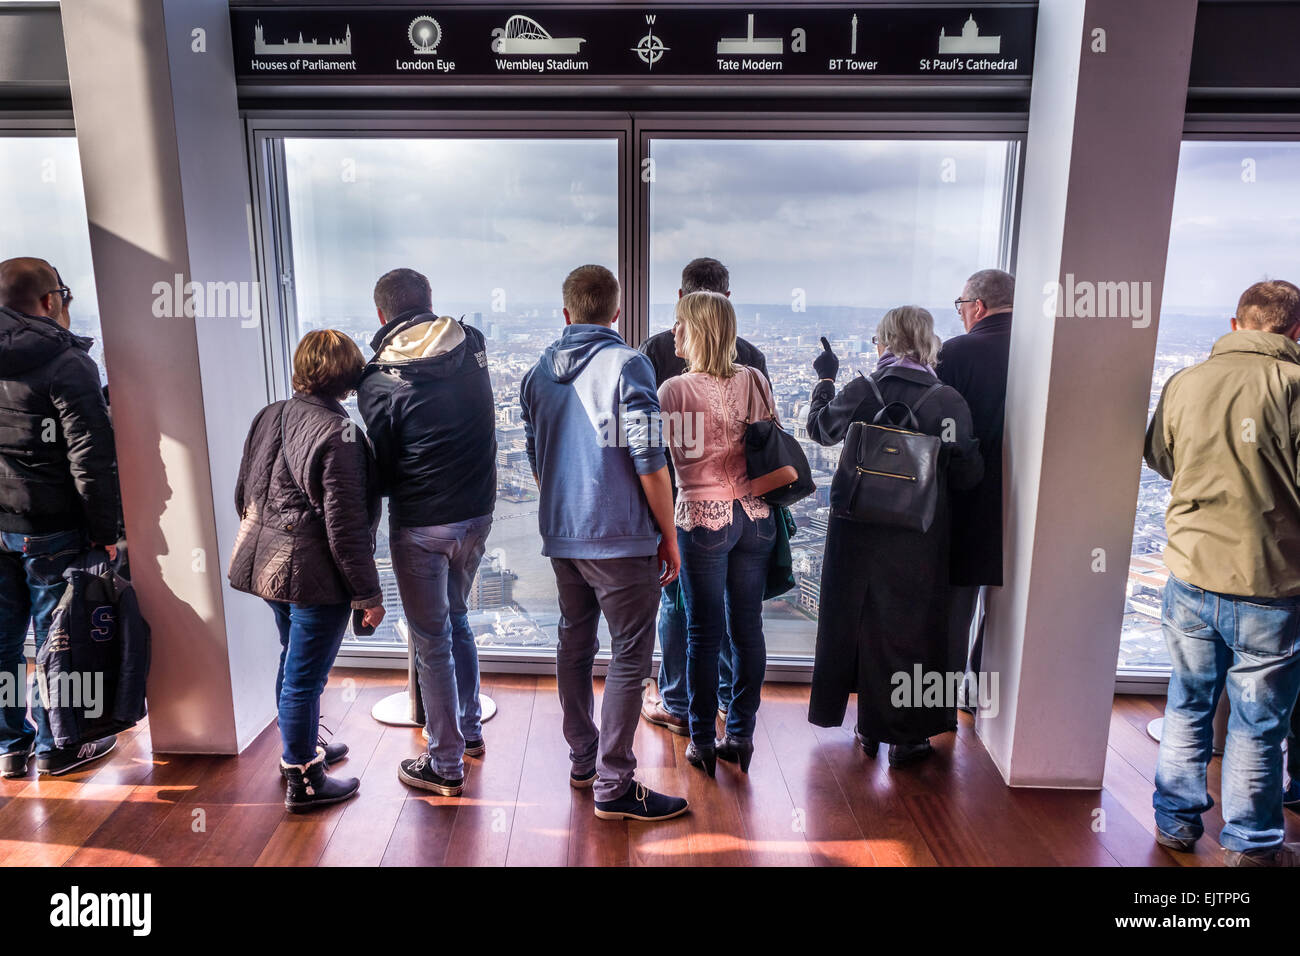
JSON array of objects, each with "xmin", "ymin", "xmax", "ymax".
[{"xmin": 229, "ymin": 329, "xmax": 384, "ymax": 812}]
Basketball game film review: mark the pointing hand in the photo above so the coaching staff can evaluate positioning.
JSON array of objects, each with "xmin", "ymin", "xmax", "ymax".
[{"xmin": 813, "ymin": 336, "xmax": 839, "ymax": 382}]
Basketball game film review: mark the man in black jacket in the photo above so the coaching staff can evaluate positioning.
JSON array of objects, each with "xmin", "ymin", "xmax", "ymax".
[
  {"xmin": 357, "ymin": 268, "xmax": 497, "ymax": 797},
  {"xmin": 0, "ymin": 258, "xmax": 121, "ymax": 778},
  {"xmin": 936, "ymin": 268, "xmax": 1014, "ymax": 689},
  {"xmin": 637, "ymin": 257, "xmax": 769, "ymax": 736}
]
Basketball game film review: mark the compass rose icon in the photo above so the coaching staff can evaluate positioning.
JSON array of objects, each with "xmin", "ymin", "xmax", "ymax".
[{"xmin": 631, "ymin": 26, "xmax": 669, "ymax": 69}]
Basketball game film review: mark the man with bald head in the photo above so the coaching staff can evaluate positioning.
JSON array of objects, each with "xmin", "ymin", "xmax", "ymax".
[{"xmin": 0, "ymin": 257, "xmax": 121, "ymax": 778}]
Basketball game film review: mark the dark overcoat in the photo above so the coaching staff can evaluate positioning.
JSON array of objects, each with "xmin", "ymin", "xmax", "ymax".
[
  {"xmin": 935, "ymin": 312, "xmax": 1012, "ymax": 586},
  {"xmin": 806, "ymin": 366, "xmax": 983, "ymax": 742}
]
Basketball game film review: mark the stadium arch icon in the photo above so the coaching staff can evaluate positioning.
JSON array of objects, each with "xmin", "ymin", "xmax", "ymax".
[{"xmin": 491, "ymin": 15, "xmax": 586, "ymax": 55}]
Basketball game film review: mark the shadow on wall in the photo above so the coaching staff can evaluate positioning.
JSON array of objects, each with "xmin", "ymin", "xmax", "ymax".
[{"xmin": 88, "ymin": 228, "xmax": 240, "ymax": 755}]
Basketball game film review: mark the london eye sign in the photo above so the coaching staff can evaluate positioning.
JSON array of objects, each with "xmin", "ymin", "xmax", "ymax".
[{"xmin": 231, "ymin": 5, "xmax": 1035, "ymax": 82}]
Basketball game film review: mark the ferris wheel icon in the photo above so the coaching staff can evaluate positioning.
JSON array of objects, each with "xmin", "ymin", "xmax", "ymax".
[
  {"xmin": 408, "ymin": 16, "xmax": 441, "ymax": 53},
  {"xmin": 631, "ymin": 25, "xmax": 670, "ymax": 69}
]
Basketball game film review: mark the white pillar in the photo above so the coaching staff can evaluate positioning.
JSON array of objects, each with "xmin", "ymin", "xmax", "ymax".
[
  {"xmin": 978, "ymin": 0, "xmax": 1198, "ymax": 786},
  {"xmin": 60, "ymin": 0, "xmax": 279, "ymax": 752}
]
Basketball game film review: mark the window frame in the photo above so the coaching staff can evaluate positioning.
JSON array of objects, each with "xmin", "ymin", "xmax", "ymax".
[
  {"xmin": 0, "ymin": 115, "xmax": 86, "ymax": 659},
  {"xmin": 244, "ymin": 109, "xmax": 1026, "ymax": 673},
  {"xmin": 1115, "ymin": 117, "xmax": 1300, "ymax": 692}
]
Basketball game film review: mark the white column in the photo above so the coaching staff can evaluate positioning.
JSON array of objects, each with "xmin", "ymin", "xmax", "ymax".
[
  {"xmin": 979, "ymin": 0, "xmax": 1198, "ymax": 786},
  {"xmin": 60, "ymin": 0, "xmax": 280, "ymax": 752}
]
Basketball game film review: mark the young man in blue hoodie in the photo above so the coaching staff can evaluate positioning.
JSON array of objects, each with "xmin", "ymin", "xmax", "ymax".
[{"xmin": 521, "ymin": 264, "xmax": 688, "ymax": 822}]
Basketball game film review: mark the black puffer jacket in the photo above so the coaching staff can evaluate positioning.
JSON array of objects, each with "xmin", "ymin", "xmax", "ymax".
[
  {"xmin": 229, "ymin": 392, "xmax": 382, "ymax": 609},
  {"xmin": 0, "ymin": 306, "xmax": 120, "ymax": 543}
]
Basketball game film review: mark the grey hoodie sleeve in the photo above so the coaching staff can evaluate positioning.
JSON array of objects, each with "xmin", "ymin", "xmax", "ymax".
[{"xmin": 618, "ymin": 352, "xmax": 667, "ymax": 476}]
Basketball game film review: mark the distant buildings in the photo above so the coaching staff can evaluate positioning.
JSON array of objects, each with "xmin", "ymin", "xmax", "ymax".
[{"xmin": 469, "ymin": 551, "xmax": 517, "ymax": 610}]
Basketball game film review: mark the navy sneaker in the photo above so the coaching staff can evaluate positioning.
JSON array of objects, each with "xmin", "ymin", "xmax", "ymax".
[
  {"xmin": 593, "ymin": 781, "xmax": 688, "ymax": 822},
  {"xmin": 398, "ymin": 753, "xmax": 464, "ymax": 796},
  {"xmin": 570, "ymin": 767, "xmax": 597, "ymax": 789},
  {"xmin": 1283, "ymin": 779, "xmax": 1300, "ymax": 809},
  {"xmin": 421, "ymin": 727, "xmax": 485, "ymax": 758},
  {"xmin": 36, "ymin": 737, "xmax": 116, "ymax": 776}
]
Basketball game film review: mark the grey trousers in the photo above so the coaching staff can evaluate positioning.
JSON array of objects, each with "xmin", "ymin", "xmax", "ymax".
[{"xmin": 550, "ymin": 554, "xmax": 660, "ymax": 802}]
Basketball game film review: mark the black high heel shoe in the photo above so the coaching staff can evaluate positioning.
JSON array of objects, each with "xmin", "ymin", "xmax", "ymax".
[
  {"xmin": 853, "ymin": 728, "xmax": 880, "ymax": 759},
  {"xmin": 685, "ymin": 740, "xmax": 716, "ymax": 778},
  {"xmin": 715, "ymin": 735, "xmax": 754, "ymax": 773}
]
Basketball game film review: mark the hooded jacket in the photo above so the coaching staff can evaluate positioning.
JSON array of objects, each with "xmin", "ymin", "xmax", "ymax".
[
  {"xmin": 356, "ymin": 311, "xmax": 496, "ymax": 529},
  {"xmin": 0, "ymin": 306, "xmax": 121, "ymax": 543},
  {"xmin": 1145, "ymin": 329, "xmax": 1300, "ymax": 598},
  {"xmin": 520, "ymin": 323, "xmax": 666, "ymax": 559}
]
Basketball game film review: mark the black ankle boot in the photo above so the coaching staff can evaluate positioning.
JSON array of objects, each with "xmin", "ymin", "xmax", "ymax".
[
  {"xmin": 280, "ymin": 739, "xmax": 348, "ymax": 779},
  {"xmin": 685, "ymin": 740, "xmax": 716, "ymax": 778},
  {"xmin": 282, "ymin": 751, "xmax": 360, "ymax": 813},
  {"xmin": 715, "ymin": 735, "xmax": 754, "ymax": 773}
]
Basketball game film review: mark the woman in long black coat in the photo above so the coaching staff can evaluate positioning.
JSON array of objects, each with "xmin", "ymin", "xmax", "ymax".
[{"xmin": 806, "ymin": 306, "xmax": 983, "ymax": 767}]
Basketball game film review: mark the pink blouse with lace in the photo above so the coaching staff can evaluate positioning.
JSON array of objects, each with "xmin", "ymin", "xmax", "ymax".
[{"xmin": 658, "ymin": 368, "xmax": 775, "ymax": 532}]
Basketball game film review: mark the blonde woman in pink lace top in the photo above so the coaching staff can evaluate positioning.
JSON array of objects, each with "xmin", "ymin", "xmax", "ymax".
[{"xmin": 657, "ymin": 291, "xmax": 778, "ymax": 778}]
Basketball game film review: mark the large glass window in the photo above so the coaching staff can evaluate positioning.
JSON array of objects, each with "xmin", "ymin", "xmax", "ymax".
[
  {"xmin": 1122, "ymin": 139, "xmax": 1300, "ymax": 672},
  {"xmin": 279, "ymin": 136, "xmax": 619, "ymax": 649},
  {"xmin": 646, "ymin": 137, "xmax": 1017, "ymax": 657},
  {"xmin": 0, "ymin": 136, "xmax": 104, "ymax": 375}
]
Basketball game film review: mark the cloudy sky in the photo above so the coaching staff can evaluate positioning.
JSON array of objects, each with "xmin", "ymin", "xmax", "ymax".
[
  {"xmin": 282, "ymin": 136, "xmax": 1010, "ymax": 318},
  {"xmin": 1161, "ymin": 141, "xmax": 1300, "ymax": 316},
  {"xmin": 0, "ymin": 137, "xmax": 100, "ymax": 341},
  {"xmin": 4, "ymin": 135, "xmax": 1299, "ymax": 336}
]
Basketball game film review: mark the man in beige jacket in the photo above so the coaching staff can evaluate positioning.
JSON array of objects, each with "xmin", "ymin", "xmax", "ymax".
[{"xmin": 1145, "ymin": 279, "xmax": 1300, "ymax": 866}]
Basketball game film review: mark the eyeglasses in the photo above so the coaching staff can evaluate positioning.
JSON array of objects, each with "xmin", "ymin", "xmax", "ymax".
[
  {"xmin": 954, "ymin": 298, "xmax": 977, "ymax": 313},
  {"xmin": 46, "ymin": 286, "xmax": 73, "ymax": 306},
  {"xmin": 870, "ymin": 335, "xmax": 879, "ymax": 345}
]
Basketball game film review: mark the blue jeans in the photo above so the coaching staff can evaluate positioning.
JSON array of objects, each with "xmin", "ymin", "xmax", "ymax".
[
  {"xmin": 677, "ymin": 502, "xmax": 775, "ymax": 746},
  {"xmin": 656, "ymin": 581, "xmax": 736, "ymax": 721},
  {"xmin": 268, "ymin": 600, "xmax": 352, "ymax": 765},
  {"xmin": 391, "ymin": 515, "xmax": 492, "ymax": 780},
  {"xmin": 0, "ymin": 529, "xmax": 86, "ymax": 757},
  {"xmin": 1153, "ymin": 574, "xmax": 1300, "ymax": 853}
]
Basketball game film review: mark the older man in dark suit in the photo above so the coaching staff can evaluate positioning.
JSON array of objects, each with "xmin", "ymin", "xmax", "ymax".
[{"xmin": 936, "ymin": 269, "xmax": 1014, "ymax": 692}]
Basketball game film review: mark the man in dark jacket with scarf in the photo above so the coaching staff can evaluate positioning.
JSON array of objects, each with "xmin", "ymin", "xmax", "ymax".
[
  {"xmin": 0, "ymin": 257, "xmax": 121, "ymax": 778},
  {"xmin": 357, "ymin": 268, "xmax": 496, "ymax": 797},
  {"xmin": 937, "ymin": 268, "xmax": 1014, "ymax": 689}
]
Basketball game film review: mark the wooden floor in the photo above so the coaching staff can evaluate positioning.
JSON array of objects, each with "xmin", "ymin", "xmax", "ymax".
[{"xmin": 1, "ymin": 669, "xmax": 1295, "ymax": 866}]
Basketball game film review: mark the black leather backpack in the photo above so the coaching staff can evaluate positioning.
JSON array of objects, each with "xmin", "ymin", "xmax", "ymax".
[{"xmin": 830, "ymin": 372, "xmax": 943, "ymax": 532}]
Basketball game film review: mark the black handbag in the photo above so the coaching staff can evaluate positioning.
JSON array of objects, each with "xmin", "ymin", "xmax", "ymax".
[
  {"xmin": 741, "ymin": 368, "xmax": 816, "ymax": 507},
  {"xmin": 830, "ymin": 372, "xmax": 943, "ymax": 532}
]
